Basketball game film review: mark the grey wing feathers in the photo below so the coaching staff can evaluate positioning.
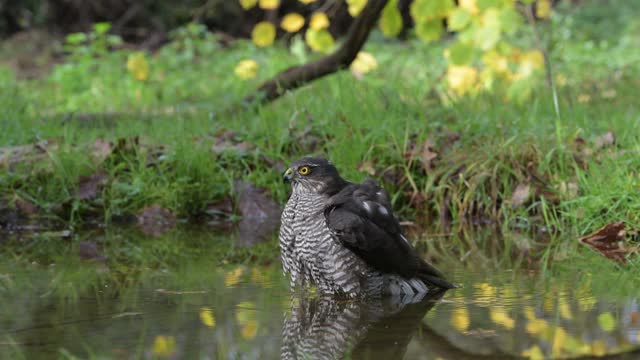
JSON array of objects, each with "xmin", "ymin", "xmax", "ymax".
[{"xmin": 324, "ymin": 178, "xmax": 454, "ymax": 289}]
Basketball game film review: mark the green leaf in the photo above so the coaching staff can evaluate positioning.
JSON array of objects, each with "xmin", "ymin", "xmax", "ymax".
[
  {"xmin": 499, "ymin": 8, "xmax": 523, "ymax": 34},
  {"xmin": 448, "ymin": 41, "xmax": 475, "ymax": 65},
  {"xmin": 380, "ymin": 0, "xmax": 403, "ymax": 37},
  {"xmin": 474, "ymin": 26, "xmax": 500, "ymax": 50},
  {"xmin": 448, "ymin": 8, "xmax": 472, "ymax": 31},
  {"xmin": 305, "ymin": 28, "xmax": 335, "ymax": 53},
  {"xmin": 415, "ymin": 20, "xmax": 443, "ymax": 43},
  {"xmin": 66, "ymin": 33, "xmax": 87, "ymax": 45},
  {"xmin": 93, "ymin": 22, "xmax": 111, "ymax": 35},
  {"xmin": 410, "ymin": 0, "xmax": 455, "ymax": 22},
  {"xmin": 477, "ymin": 0, "xmax": 500, "ymax": 12},
  {"xmin": 597, "ymin": 312, "xmax": 616, "ymax": 332}
]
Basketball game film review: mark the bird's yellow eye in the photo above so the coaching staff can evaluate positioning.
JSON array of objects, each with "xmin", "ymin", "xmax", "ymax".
[{"xmin": 298, "ymin": 166, "xmax": 310, "ymax": 175}]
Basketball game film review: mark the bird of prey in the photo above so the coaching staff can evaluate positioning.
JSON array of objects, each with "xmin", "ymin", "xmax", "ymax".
[{"xmin": 279, "ymin": 157, "xmax": 454, "ymax": 298}]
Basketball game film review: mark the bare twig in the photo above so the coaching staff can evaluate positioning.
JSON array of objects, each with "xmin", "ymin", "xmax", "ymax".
[{"xmin": 244, "ymin": 0, "xmax": 390, "ymax": 104}]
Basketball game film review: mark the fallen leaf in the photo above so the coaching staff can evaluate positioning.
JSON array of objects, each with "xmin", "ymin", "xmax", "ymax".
[
  {"xmin": 511, "ymin": 183, "xmax": 531, "ymax": 208},
  {"xmin": 90, "ymin": 139, "xmax": 112, "ymax": 163},
  {"xmin": 137, "ymin": 204, "xmax": 177, "ymax": 236},
  {"xmin": 594, "ymin": 131, "xmax": 616, "ymax": 150},
  {"xmin": 75, "ymin": 172, "xmax": 108, "ymax": 200},
  {"xmin": 578, "ymin": 221, "xmax": 628, "ymax": 263},
  {"xmin": 557, "ymin": 181, "xmax": 579, "ymax": 199},
  {"xmin": 78, "ymin": 240, "xmax": 107, "ymax": 261},
  {"xmin": 357, "ymin": 161, "xmax": 376, "ymax": 175},
  {"xmin": 235, "ymin": 181, "xmax": 281, "ymax": 246},
  {"xmin": 14, "ymin": 196, "xmax": 39, "ymax": 216},
  {"xmin": 0, "ymin": 139, "xmax": 57, "ymax": 169}
]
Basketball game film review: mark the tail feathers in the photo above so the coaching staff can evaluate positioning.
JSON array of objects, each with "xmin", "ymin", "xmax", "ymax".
[{"xmin": 418, "ymin": 268, "xmax": 457, "ymax": 290}]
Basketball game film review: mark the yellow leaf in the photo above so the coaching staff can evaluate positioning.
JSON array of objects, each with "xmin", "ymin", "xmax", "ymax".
[
  {"xmin": 415, "ymin": 19, "xmax": 443, "ymax": 43},
  {"xmin": 309, "ymin": 12, "xmax": 330, "ymax": 30},
  {"xmin": 559, "ymin": 298, "xmax": 572, "ymax": 320},
  {"xmin": 459, "ymin": 0, "xmax": 479, "ymax": 15},
  {"xmin": 555, "ymin": 73, "xmax": 567, "ymax": 87},
  {"xmin": 234, "ymin": 59, "xmax": 259, "ymax": 80},
  {"xmin": 515, "ymin": 50, "xmax": 544, "ymax": 79},
  {"xmin": 346, "ymin": 0, "xmax": 368, "ymax": 17},
  {"xmin": 379, "ymin": 0, "xmax": 402, "ymax": 37},
  {"xmin": 241, "ymin": 320, "xmax": 258, "ymax": 340},
  {"xmin": 305, "ymin": 28, "xmax": 335, "ymax": 53},
  {"xmin": 259, "ymin": 0, "xmax": 280, "ymax": 9},
  {"xmin": 152, "ymin": 335, "xmax": 176, "ymax": 357},
  {"xmin": 410, "ymin": 0, "xmax": 455, "ymax": 22},
  {"xmin": 281, "ymin": 13, "xmax": 305, "ymax": 32},
  {"xmin": 250, "ymin": 267, "xmax": 272, "ymax": 287},
  {"xmin": 489, "ymin": 308, "xmax": 515, "ymax": 329},
  {"xmin": 597, "ymin": 312, "xmax": 616, "ymax": 332},
  {"xmin": 551, "ymin": 327, "xmax": 568, "ymax": 357},
  {"xmin": 482, "ymin": 50, "xmax": 509, "ymax": 74},
  {"xmin": 251, "ymin": 21, "xmax": 276, "ymax": 47},
  {"xmin": 350, "ymin": 51, "xmax": 378, "ymax": 76},
  {"xmin": 239, "ymin": 0, "xmax": 258, "ymax": 10},
  {"xmin": 126, "ymin": 52, "xmax": 149, "ymax": 81},
  {"xmin": 199, "ymin": 307, "xmax": 216, "ymax": 327},
  {"xmin": 224, "ymin": 267, "xmax": 245, "ymax": 286},
  {"xmin": 536, "ymin": 0, "xmax": 552, "ymax": 19},
  {"xmin": 299, "ymin": 0, "xmax": 317, "ymax": 3},
  {"xmin": 591, "ymin": 340, "xmax": 606, "ymax": 356},
  {"xmin": 451, "ymin": 306, "xmax": 470, "ymax": 331},
  {"xmin": 526, "ymin": 318, "xmax": 549, "ymax": 335},
  {"xmin": 447, "ymin": 65, "xmax": 478, "ymax": 96},
  {"xmin": 524, "ymin": 306, "xmax": 537, "ymax": 320},
  {"xmin": 522, "ymin": 345, "xmax": 544, "ymax": 360}
]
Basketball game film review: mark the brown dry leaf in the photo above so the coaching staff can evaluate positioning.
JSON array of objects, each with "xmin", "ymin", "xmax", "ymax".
[
  {"xmin": 357, "ymin": 161, "xmax": 376, "ymax": 175},
  {"xmin": 75, "ymin": 172, "xmax": 108, "ymax": 200},
  {"xmin": 235, "ymin": 181, "xmax": 281, "ymax": 246},
  {"xmin": 594, "ymin": 131, "xmax": 616, "ymax": 150},
  {"xmin": 0, "ymin": 140, "xmax": 57, "ymax": 169},
  {"xmin": 578, "ymin": 221, "xmax": 628, "ymax": 263},
  {"xmin": 78, "ymin": 240, "xmax": 107, "ymax": 261},
  {"xmin": 91, "ymin": 139, "xmax": 113, "ymax": 163},
  {"xmin": 557, "ymin": 181, "xmax": 579, "ymax": 199},
  {"xmin": 511, "ymin": 183, "xmax": 531, "ymax": 208},
  {"xmin": 137, "ymin": 204, "xmax": 177, "ymax": 236},
  {"xmin": 14, "ymin": 196, "xmax": 39, "ymax": 216},
  {"xmin": 419, "ymin": 138, "xmax": 439, "ymax": 171},
  {"xmin": 211, "ymin": 130, "xmax": 254, "ymax": 155}
]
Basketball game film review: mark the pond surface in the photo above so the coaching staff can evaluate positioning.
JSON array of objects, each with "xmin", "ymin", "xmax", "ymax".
[{"xmin": 1, "ymin": 230, "xmax": 640, "ymax": 359}]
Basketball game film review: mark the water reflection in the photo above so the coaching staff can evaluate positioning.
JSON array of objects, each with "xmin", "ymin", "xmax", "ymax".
[
  {"xmin": 282, "ymin": 292, "xmax": 443, "ymax": 359},
  {"xmin": 3, "ymin": 253, "xmax": 640, "ymax": 358}
]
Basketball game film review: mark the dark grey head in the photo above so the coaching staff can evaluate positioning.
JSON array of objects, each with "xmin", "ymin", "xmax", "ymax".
[{"xmin": 283, "ymin": 157, "xmax": 348, "ymax": 194}]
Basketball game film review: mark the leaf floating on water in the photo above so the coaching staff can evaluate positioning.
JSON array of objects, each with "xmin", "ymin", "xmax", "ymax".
[
  {"xmin": 199, "ymin": 307, "xmax": 216, "ymax": 328},
  {"xmin": 597, "ymin": 312, "xmax": 616, "ymax": 332},
  {"xmin": 152, "ymin": 335, "xmax": 176, "ymax": 357},
  {"xmin": 578, "ymin": 221, "xmax": 630, "ymax": 263}
]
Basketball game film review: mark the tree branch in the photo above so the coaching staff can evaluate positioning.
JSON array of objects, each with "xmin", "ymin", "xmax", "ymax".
[{"xmin": 244, "ymin": 0, "xmax": 390, "ymax": 104}]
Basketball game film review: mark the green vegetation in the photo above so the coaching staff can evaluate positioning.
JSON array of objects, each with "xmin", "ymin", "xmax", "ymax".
[{"xmin": 1, "ymin": 0, "xmax": 639, "ymax": 271}]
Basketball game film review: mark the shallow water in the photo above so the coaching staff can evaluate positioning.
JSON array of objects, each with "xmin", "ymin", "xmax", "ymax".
[{"xmin": 2, "ymin": 231, "xmax": 640, "ymax": 359}]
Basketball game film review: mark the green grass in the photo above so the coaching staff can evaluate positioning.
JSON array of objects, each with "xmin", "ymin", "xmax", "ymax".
[{"xmin": 1, "ymin": 0, "xmax": 639, "ymax": 270}]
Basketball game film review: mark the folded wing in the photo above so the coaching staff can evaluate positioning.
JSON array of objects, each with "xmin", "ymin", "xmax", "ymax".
[{"xmin": 324, "ymin": 179, "xmax": 454, "ymax": 289}]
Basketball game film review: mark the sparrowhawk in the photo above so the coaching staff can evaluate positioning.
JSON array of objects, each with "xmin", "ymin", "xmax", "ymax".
[{"xmin": 279, "ymin": 157, "xmax": 454, "ymax": 298}]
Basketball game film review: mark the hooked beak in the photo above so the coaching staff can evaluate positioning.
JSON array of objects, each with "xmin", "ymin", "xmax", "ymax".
[{"xmin": 283, "ymin": 168, "xmax": 294, "ymax": 183}]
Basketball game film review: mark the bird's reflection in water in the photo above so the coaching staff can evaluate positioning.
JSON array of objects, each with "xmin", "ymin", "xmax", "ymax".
[{"xmin": 282, "ymin": 291, "xmax": 444, "ymax": 360}]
